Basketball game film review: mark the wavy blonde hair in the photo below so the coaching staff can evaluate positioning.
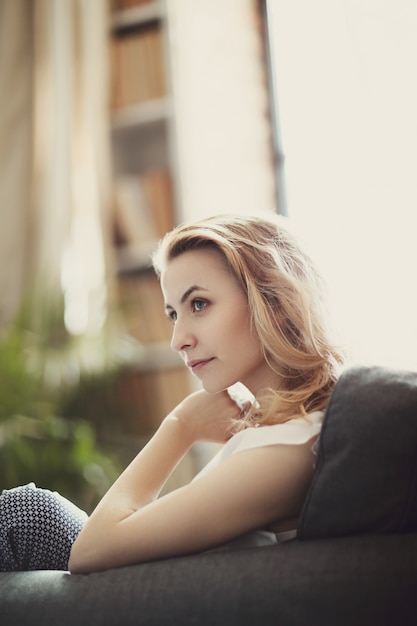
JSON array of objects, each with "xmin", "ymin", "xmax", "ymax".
[{"xmin": 153, "ymin": 213, "xmax": 345, "ymax": 426}]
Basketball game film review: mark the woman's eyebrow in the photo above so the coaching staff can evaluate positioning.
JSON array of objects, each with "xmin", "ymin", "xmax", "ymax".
[{"xmin": 165, "ymin": 285, "xmax": 205, "ymax": 311}]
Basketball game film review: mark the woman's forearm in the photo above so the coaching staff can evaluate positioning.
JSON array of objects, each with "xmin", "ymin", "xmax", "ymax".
[
  {"xmin": 69, "ymin": 389, "xmax": 241, "ymax": 573},
  {"xmin": 103, "ymin": 414, "xmax": 193, "ymax": 508},
  {"xmin": 68, "ymin": 414, "xmax": 193, "ymax": 572}
]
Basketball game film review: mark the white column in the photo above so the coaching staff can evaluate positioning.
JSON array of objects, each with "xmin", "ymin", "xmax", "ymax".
[{"xmin": 166, "ymin": 0, "xmax": 276, "ymax": 222}]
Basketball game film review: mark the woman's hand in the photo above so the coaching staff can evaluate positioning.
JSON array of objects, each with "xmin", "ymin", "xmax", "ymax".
[{"xmin": 169, "ymin": 389, "xmax": 244, "ymax": 446}]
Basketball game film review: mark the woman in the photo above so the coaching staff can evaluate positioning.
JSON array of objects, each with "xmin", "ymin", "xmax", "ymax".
[{"xmin": 0, "ymin": 213, "xmax": 344, "ymax": 573}]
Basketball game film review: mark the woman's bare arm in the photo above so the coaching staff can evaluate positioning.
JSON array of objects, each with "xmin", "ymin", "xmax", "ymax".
[
  {"xmin": 69, "ymin": 391, "xmax": 315, "ymax": 574},
  {"xmin": 69, "ymin": 389, "xmax": 240, "ymax": 572}
]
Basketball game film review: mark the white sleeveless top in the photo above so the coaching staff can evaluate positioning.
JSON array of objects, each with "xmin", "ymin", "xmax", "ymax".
[{"xmin": 193, "ymin": 410, "xmax": 324, "ymax": 550}]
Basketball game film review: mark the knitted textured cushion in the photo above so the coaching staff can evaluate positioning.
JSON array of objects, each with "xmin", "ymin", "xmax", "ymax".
[{"xmin": 298, "ymin": 365, "xmax": 417, "ymax": 539}]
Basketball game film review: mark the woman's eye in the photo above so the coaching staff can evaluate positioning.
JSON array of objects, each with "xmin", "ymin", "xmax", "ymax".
[
  {"xmin": 192, "ymin": 299, "xmax": 207, "ymax": 313},
  {"xmin": 167, "ymin": 311, "xmax": 177, "ymax": 323}
]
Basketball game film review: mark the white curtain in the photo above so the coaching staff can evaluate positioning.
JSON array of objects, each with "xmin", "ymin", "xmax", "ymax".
[
  {"xmin": 0, "ymin": 0, "xmax": 114, "ymax": 344},
  {"xmin": 32, "ymin": 0, "xmax": 113, "ymax": 339}
]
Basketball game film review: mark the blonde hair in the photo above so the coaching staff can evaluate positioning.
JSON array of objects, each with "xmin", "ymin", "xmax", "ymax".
[{"xmin": 153, "ymin": 213, "xmax": 345, "ymax": 426}]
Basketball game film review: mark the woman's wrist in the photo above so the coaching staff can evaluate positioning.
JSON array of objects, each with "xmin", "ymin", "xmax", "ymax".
[{"xmin": 163, "ymin": 409, "xmax": 198, "ymax": 449}]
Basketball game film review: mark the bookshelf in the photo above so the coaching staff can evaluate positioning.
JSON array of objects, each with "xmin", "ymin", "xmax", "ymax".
[{"xmin": 109, "ymin": 0, "xmax": 192, "ymax": 436}]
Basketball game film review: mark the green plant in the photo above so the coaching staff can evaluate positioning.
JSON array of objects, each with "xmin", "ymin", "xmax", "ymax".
[
  {"xmin": 0, "ymin": 413, "xmax": 118, "ymax": 511},
  {"xmin": 0, "ymin": 305, "xmax": 123, "ymax": 512}
]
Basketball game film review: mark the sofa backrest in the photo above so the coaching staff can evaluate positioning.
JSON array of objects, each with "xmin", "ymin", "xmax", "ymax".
[{"xmin": 298, "ymin": 365, "xmax": 417, "ymax": 539}]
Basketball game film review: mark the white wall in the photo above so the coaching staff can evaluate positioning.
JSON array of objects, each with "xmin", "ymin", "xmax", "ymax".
[{"xmin": 267, "ymin": 0, "xmax": 417, "ymax": 370}]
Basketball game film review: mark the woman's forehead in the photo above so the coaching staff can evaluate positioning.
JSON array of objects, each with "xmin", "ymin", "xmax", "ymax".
[{"xmin": 160, "ymin": 248, "xmax": 236, "ymax": 301}]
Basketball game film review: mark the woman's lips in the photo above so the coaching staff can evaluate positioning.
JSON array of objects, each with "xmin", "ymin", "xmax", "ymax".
[{"xmin": 187, "ymin": 358, "xmax": 214, "ymax": 373}]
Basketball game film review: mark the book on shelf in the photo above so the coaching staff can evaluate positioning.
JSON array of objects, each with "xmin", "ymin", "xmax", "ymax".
[
  {"xmin": 113, "ymin": 174, "xmax": 157, "ymax": 246},
  {"xmin": 142, "ymin": 168, "xmax": 175, "ymax": 238},
  {"xmin": 112, "ymin": 168, "xmax": 175, "ymax": 250},
  {"xmin": 111, "ymin": 24, "xmax": 165, "ymax": 110}
]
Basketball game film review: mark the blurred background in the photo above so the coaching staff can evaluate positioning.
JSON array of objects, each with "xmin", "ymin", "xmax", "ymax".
[{"xmin": 0, "ymin": 0, "xmax": 416, "ymax": 510}]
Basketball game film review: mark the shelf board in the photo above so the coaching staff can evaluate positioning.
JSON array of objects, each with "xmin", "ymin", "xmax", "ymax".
[
  {"xmin": 116, "ymin": 241, "xmax": 159, "ymax": 274},
  {"xmin": 111, "ymin": 97, "xmax": 172, "ymax": 131},
  {"xmin": 111, "ymin": 1, "xmax": 165, "ymax": 31}
]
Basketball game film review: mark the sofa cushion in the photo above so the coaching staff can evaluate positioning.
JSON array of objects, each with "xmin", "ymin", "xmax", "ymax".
[
  {"xmin": 298, "ymin": 365, "xmax": 417, "ymax": 539},
  {"xmin": 1, "ymin": 534, "xmax": 417, "ymax": 626}
]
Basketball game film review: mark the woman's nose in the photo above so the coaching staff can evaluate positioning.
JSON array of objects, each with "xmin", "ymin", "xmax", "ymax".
[{"xmin": 170, "ymin": 318, "xmax": 196, "ymax": 353}]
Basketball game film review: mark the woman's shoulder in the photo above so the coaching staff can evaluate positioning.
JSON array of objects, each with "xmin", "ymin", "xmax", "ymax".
[
  {"xmin": 231, "ymin": 410, "xmax": 324, "ymax": 453},
  {"xmin": 194, "ymin": 411, "xmax": 324, "ymax": 481}
]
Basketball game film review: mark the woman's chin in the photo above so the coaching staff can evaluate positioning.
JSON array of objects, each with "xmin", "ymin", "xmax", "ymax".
[{"xmin": 200, "ymin": 379, "xmax": 239, "ymax": 395}]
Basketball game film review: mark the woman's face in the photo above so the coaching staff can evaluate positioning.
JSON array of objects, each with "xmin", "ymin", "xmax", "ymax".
[{"xmin": 160, "ymin": 248, "xmax": 277, "ymax": 395}]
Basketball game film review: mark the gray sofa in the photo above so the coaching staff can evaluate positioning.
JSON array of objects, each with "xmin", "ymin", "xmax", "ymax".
[{"xmin": 1, "ymin": 365, "xmax": 417, "ymax": 625}]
